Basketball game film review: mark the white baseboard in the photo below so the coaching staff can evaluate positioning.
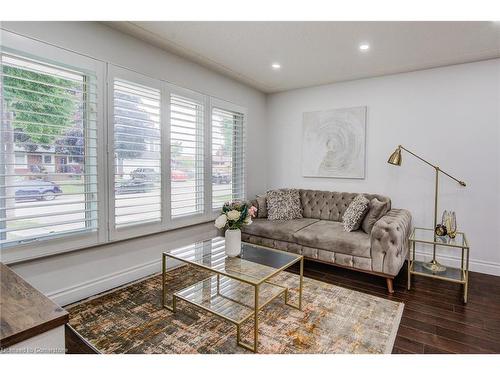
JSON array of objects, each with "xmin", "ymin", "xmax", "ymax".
[
  {"xmin": 414, "ymin": 250, "xmax": 500, "ymax": 276},
  {"xmin": 47, "ymin": 258, "xmax": 182, "ymax": 306}
]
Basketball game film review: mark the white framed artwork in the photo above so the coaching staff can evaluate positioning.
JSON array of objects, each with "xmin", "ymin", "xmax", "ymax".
[{"xmin": 302, "ymin": 106, "xmax": 366, "ymax": 179}]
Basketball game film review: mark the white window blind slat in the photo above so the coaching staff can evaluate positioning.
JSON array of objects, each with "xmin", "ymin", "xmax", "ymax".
[
  {"xmin": 113, "ymin": 78, "xmax": 162, "ymax": 228},
  {"xmin": 0, "ymin": 53, "xmax": 98, "ymax": 246},
  {"xmin": 170, "ymin": 94, "xmax": 204, "ymax": 219},
  {"xmin": 1, "ymin": 55, "xmax": 97, "ymax": 86}
]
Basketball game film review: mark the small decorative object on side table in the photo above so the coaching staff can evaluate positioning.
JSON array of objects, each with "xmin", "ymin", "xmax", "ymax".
[
  {"xmin": 442, "ymin": 210, "xmax": 457, "ymax": 238},
  {"xmin": 408, "ymin": 227, "xmax": 470, "ymax": 303}
]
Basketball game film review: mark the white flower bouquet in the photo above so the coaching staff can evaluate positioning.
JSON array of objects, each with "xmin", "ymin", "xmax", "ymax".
[{"xmin": 214, "ymin": 201, "xmax": 257, "ymax": 230}]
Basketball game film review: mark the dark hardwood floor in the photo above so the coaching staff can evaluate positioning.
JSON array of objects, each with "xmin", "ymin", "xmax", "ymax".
[
  {"xmin": 291, "ymin": 261, "xmax": 500, "ymax": 354},
  {"xmin": 65, "ymin": 260, "xmax": 500, "ymax": 354}
]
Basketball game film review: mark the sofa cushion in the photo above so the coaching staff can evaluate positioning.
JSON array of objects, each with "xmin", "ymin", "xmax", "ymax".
[
  {"xmin": 241, "ymin": 218, "xmax": 318, "ymax": 242},
  {"xmin": 361, "ymin": 198, "xmax": 390, "ymax": 234},
  {"xmin": 256, "ymin": 195, "xmax": 268, "ymax": 218},
  {"xmin": 342, "ymin": 194, "xmax": 370, "ymax": 232},
  {"xmin": 267, "ymin": 189, "xmax": 302, "ymax": 220},
  {"xmin": 293, "ymin": 220, "xmax": 371, "ymax": 258}
]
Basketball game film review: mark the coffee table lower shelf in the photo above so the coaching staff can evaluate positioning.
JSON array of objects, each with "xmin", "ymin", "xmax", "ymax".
[
  {"xmin": 164, "ymin": 274, "xmax": 298, "ymax": 352},
  {"xmin": 164, "ymin": 275, "xmax": 288, "ymax": 352},
  {"xmin": 174, "ymin": 275, "xmax": 286, "ymax": 324}
]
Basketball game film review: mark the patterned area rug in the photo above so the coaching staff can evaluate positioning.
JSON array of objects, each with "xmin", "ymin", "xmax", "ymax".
[{"xmin": 67, "ymin": 265, "xmax": 403, "ymax": 354}]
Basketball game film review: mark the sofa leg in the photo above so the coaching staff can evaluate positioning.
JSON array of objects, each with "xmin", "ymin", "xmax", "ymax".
[{"xmin": 386, "ymin": 278, "xmax": 394, "ymax": 294}]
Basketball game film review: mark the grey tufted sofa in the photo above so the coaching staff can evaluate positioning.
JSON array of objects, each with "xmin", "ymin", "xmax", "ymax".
[{"xmin": 243, "ymin": 189, "xmax": 412, "ymax": 293}]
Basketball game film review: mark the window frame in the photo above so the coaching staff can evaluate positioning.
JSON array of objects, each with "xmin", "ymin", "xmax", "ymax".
[
  {"xmin": 0, "ymin": 30, "xmax": 106, "ymax": 263},
  {"xmin": 107, "ymin": 65, "xmax": 167, "ymax": 242},
  {"xmin": 166, "ymin": 84, "xmax": 211, "ymax": 230},
  {"xmin": 209, "ymin": 97, "xmax": 247, "ymax": 218}
]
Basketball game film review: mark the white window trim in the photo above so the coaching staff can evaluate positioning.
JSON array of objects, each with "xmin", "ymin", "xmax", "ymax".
[
  {"xmin": 209, "ymin": 98, "xmax": 248, "ymax": 219},
  {"xmin": 0, "ymin": 31, "xmax": 107, "ymax": 264},
  {"xmin": 107, "ymin": 65, "xmax": 166, "ymax": 242}
]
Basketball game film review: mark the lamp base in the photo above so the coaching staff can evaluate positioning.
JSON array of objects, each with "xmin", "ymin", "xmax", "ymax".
[{"xmin": 423, "ymin": 260, "xmax": 447, "ymax": 273}]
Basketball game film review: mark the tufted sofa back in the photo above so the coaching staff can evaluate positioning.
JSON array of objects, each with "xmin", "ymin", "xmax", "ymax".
[{"xmin": 299, "ymin": 189, "xmax": 391, "ymax": 222}]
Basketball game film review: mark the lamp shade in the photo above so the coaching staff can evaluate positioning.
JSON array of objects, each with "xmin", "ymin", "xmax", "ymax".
[{"xmin": 388, "ymin": 147, "xmax": 402, "ymax": 166}]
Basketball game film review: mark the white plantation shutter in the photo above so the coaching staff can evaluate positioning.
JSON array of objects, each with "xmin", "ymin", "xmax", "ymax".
[
  {"xmin": 211, "ymin": 106, "xmax": 245, "ymax": 209},
  {"xmin": 1, "ymin": 31, "xmax": 252, "ymax": 262},
  {"xmin": 170, "ymin": 93, "xmax": 204, "ymax": 218},
  {"xmin": 112, "ymin": 78, "xmax": 162, "ymax": 228},
  {"xmin": 0, "ymin": 53, "xmax": 99, "ymax": 247}
]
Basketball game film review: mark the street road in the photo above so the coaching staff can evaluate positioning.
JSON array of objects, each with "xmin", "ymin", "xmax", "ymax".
[{"xmin": 6, "ymin": 180, "xmax": 233, "ymax": 242}]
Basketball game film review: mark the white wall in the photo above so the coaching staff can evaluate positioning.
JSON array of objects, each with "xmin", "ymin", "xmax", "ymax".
[
  {"xmin": 1, "ymin": 21, "xmax": 268, "ymax": 305},
  {"xmin": 3, "ymin": 22, "xmax": 499, "ymax": 307},
  {"xmin": 266, "ymin": 59, "xmax": 500, "ymax": 276}
]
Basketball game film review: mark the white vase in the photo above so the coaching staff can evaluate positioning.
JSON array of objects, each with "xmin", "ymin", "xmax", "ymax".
[{"xmin": 225, "ymin": 228, "xmax": 241, "ymax": 257}]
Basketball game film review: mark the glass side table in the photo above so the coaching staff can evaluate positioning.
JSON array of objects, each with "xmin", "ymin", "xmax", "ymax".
[{"xmin": 408, "ymin": 227, "xmax": 470, "ymax": 303}]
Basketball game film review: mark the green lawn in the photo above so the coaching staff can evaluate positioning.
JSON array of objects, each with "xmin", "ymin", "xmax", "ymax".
[
  {"xmin": 8, "ymin": 219, "xmax": 40, "ymax": 229},
  {"xmin": 60, "ymin": 183, "xmax": 84, "ymax": 194},
  {"xmin": 7, "ymin": 219, "xmax": 42, "ymax": 241}
]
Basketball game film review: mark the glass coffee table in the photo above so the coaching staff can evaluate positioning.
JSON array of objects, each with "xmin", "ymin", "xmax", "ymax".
[{"xmin": 161, "ymin": 237, "xmax": 304, "ymax": 352}]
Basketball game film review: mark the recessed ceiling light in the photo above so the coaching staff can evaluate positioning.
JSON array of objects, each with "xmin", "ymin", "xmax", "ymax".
[
  {"xmin": 359, "ymin": 43, "xmax": 370, "ymax": 51},
  {"xmin": 271, "ymin": 63, "xmax": 281, "ymax": 69}
]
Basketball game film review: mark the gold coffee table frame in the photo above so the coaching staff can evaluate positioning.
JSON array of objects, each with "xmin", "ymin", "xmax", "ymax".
[{"xmin": 161, "ymin": 241, "xmax": 303, "ymax": 353}]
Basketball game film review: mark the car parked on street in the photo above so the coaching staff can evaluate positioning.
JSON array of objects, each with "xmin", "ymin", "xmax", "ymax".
[
  {"xmin": 15, "ymin": 180, "xmax": 62, "ymax": 201},
  {"xmin": 171, "ymin": 169, "xmax": 188, "ymax": 182},
  {"xmin": 115, "ymin": 179, "xmax": 154, "ymax": 195},
  {"xmin": 212, "ymin": 172, "xmax": 231, "ymax": 184},
  {"xmin": 130, "ymin": 168, "xmax": 158, "ymax": 181}
]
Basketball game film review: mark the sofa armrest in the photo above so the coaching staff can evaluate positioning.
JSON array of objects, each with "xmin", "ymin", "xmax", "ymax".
[{"xmin": 370, "ymin": 209, "xmax": 412, "ymax": 276}]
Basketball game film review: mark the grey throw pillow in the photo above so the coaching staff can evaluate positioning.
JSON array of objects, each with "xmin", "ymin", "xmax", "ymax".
[
  {"xmin": 256, "ymin": 195, "xmax": 268, "ymax": 218},
  {"xmin": 361, "ymin": 198, "xmax": 390, "ymax": 234},
  {"xmin": 342, "ymin": 195, "xmax": 370, "ymax": 232},
  {"xmin": 266, "ymin": 189, "xmax": 302, "ymax": 220}
]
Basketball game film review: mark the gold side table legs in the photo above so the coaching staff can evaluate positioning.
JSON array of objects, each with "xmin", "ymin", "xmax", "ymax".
[
  {"xmin": 463, "ymin": 247, "xmax": 469, "ymax": 304},
  {"xmin": 407, "ymin": 240, "xmax": 414, "ymax": 291},
  {"xmin": 407, "ymin": 229, "xmax": 470, "ymax": 304}
]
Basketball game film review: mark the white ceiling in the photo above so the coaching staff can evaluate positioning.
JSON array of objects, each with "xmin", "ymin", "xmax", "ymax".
[{"xmin": 106, "ymin": 21, "xmax": 500, "ymax": 93}]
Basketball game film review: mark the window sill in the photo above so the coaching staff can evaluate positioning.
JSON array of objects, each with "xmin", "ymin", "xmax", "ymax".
[{"xmin": 2, "ymin": 218, "xmax": 217, "ymax": 266}]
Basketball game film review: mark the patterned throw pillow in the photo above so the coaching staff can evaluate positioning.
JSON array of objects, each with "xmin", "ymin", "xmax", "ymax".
[
  {"xmin": 266, "ymin": 189, "xmax": 303, "ymax": 220},
  {"xmin": 256, "ymin": 195, "xmax": 268, "ymax": 218},
  {"xmin": 342, "ymin": 195, "xmax": 370, "ymax": 232}
]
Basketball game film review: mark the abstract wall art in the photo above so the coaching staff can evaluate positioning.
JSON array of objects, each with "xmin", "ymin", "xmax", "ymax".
[{"xmin": 302, "ymin": 106, "xmax": 366, "ymax": 179}]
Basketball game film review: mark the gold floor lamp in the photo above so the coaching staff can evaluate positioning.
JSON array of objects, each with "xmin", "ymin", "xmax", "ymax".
[{"xmin": 387, "ymin": 145, "xmax": 466, "ymax": 273}]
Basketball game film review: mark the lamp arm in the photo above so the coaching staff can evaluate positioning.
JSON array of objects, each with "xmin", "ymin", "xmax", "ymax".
[
  {"xmin": 399, "ymin": 145, "xmax": 466, "ymax": 187},
  {"xmin": 438, "ymin": 169, "xmax": 467, "ymax": 187}
]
